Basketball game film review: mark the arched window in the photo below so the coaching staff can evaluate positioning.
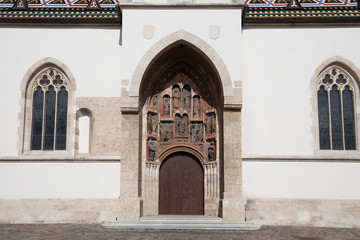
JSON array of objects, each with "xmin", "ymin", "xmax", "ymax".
[
  {"xmin": 317, "ymin": 67, "xmax": 356, "ymax": 150},
  {"xmin": 30, "ymin": 68, "xmax": 69, "ymax": 150}
]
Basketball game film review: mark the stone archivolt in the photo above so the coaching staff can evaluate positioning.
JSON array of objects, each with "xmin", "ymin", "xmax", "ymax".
[{"xmin": 146, "ymin": 70, "xmax": 216, "ymax": 163}]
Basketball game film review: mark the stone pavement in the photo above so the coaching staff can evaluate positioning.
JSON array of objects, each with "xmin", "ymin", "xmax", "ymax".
[{"xmin": 0, "ymin": 224, "xmax": 360, "ymax": 240}]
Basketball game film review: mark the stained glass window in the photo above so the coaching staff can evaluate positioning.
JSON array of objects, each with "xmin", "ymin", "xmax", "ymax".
[
  {"xmin": 317, "ymin": 67, "xmax": 356, "ymax": 150},
  {"xmin": 30, "ymin": 68, "xmax": 69, "ymax": 151}
]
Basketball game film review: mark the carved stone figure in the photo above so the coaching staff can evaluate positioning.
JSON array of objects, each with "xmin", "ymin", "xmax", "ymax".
[
  {"xmin": 147, "ymin": 115, "xmax": 152, "ymax": 134},
  {"xmin": 178, "ymin": 117, "xmax": 186, "ymax": 135},
  {"xmin": 160, "ymin": 123, "xmax": 173, "ymax": 142},
  {"xmin": 204, "ymin": 116, "xmax": 212, "ymax": 135},
  {"xmin": 152, "ymin": 94, "xmax": 158, "ymax": 108},
  {"xmin": 148, "ymin": 141, "xmax": 156, "ymax": 161},
  {"xmin": 184, "ymin": 94, "xmax": 191, "ymax": 111},
  {"xmin": 208, "ymin": 142, "xmax": 215, "ymax": 162},
  {"xmin": 147, "ymin": 114, "xmax": 157, "ymax": 134},
  {"xmin": 196, "ymin": 124, "xmax": 203, "ymax": 142},
  {"xmin": 152, "ymin": 117, "xmax": 157, "ymax": 133},
  {"xmin": 211, "ymin": 115, "xmax": 216, "ymax": 134},
  {"xmin": 191, "ymin": 123, "xmax": 203, "ymax": 142},
  {"xmin": 160, "ymin": 127, "xmax": 167, "ymax": 142},
  {"xmin": 173, "ymin": 87, "xmax": 180, "ymax": 109},
  {"xmin": 193, "ymin": 98, "xmax": 200, "ymax": 117},
  {"xmin": 166, "ymin": 127, "xmax": 173, "ymax": 142},
  {"xmin": 163, "ymin": 97, "xmax": 170, "ymax": 117}
]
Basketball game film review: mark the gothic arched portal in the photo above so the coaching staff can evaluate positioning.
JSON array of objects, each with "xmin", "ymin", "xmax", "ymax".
[{"xmin": 141, "ymin": 43, "xmax": 222, "ymax": 217}]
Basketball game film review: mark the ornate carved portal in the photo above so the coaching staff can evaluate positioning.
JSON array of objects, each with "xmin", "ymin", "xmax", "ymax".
[
  {"xmin": 146, "ymin": 68, "xmax": 217, "ymax": 163},
  {"xmin": 143, "ymin": 62, "xmax": 220, "ymax": 216}
]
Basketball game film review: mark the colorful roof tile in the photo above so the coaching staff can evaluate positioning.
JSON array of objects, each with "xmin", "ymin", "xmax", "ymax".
[
  {"xmin": 244, "ymin": 0, "xmax": 360, "ymax": 24},
  {"xmin": 0, "ymin": 0, "xmax": 121, "ymax": 24},
  {"xmin": 0, "ymin": 0, "xmax": 359, "ymax": 24}
]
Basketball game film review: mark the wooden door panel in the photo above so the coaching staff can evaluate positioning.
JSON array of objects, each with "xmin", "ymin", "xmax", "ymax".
[{"xmin": 159, "ymin": 152, "xmax": 204, "ymax": 215}]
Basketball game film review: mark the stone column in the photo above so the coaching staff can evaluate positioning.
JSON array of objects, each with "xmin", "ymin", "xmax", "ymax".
[
  {"xmin": 221, "ymin": 93, "xmax": 245, "ymax": 222},
  {"xmin": 118, "ymin": 91, "xmax": 141, "ymax": 221}
]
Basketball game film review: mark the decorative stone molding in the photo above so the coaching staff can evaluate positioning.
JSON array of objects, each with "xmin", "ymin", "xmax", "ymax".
[
  {"xmin": 18, "ymin": 57, "xmax": 76, "ymax": 157},
  {"xmin": 128, "ymin": 30, "xmax": 237, "ymax": 101},
  {"xmin": 310, "ymin": 56, "xmax": 360, "ymax": 157},
  {"xmin": 143, "ymin": 25, "xmax": 155, "ymax": 39},
  {"xmin": 209, "ymin": 25, "xmax": 220, "ymax": 40}
]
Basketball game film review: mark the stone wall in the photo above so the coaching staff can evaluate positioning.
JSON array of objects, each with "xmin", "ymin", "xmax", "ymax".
[
  {"xmin": 0, "ymin": 199, "xmax": 121, "ymax": 223},
  {"xmin": 245, "ymin": 198, "xmax": 360, "ymax": 228},
  {"xmin": 77, "ymin": 97, "xmax": 122, "ymax": 156}
]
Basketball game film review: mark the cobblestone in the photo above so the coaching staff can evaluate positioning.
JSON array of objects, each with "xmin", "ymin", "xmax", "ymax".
[{"xmin": 0, "ymin": 224, "xmax": 360, "ymax": 240}]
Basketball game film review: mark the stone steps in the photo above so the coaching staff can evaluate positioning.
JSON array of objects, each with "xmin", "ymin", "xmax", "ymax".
[{"xmin": 102, "ymin": 215, "xmax": 261, "ymax": 230}]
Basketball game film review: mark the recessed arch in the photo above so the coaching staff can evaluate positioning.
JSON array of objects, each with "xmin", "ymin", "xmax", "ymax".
[
  {"xmin": 140, "ymin": 36, "xmax": 224, "ymax": 217},
  {"xmin": 129, "ymin": 30, "xmax": 234, "ymax": 99}
]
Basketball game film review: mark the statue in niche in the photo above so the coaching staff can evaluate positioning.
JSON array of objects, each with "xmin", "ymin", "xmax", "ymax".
[
  {"xmin": 148, "ymin": 141, "xmax": 156, "ymax": 161},
  {"xmin": 152, "ymin": 94, "xmax": 158, "ymax": 108},
  {"xmin": 191, "ymin": 123, "xmax": 203, "ymax": 142},
  {"xmin": 193, "ymin": 98, "xmax": 200, "ymax": 117},
  {"xmin": 196, "ymin": 124, "xmax": 203, "ymax": 142},
  {"xmin": 204, "ymin": 116, "xmax": 212, "ymax": 135},
  {"xmin": 208, "ymin": 142, "xmax": 215, "ymax": 162},
  {"xmin": 211, "ymin": 115, "xmax": 216, "ymax": 134},
  {"xmin": 147, "ymin": 113, "xmax": 158, "ymax": 134},
  {"xmin": 173, "ymin": 87, "xmax": 180, "ymax": 109},
  {"xmin": 166, "ymin": 126, "xmax": 173, "ymax": 142},
  {"xmin": 184, "ymin": 94, "xmax": 191, "ymax": 111},
  {"xmin": 152, "ymin": 117, "xmax": 158, "ymax": 134},
  {"xmin": 160, "ymin": 123, "xmax": 173, "ymax": 142},
  {"xmin": 178, "ymin": 117, "xmax": 186, "ymax": 135},
  {"xmin": 163, "ymin": 97, "xmax": 170, "ymax": 117},
  {"xmin": 147, "ymin": 115, "xmax": 153, "ymax": 134}
]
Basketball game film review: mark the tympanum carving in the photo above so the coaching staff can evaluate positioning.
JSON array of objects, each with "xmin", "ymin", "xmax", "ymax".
[{"xmin": 146, "ymin": 65, "xmax": 217, "ymax": 162}]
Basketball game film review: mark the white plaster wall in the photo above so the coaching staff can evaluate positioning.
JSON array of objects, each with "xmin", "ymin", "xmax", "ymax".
[
  {"xmin": 0, "ymin": 163, "xmax": 120, "ymax": 198},
  {"xmin": 242, "ymin": 27, "xmax": 360, "ymax": 157},
  {"xmin": 0, "ymin": 27, "xmax": 122, "ymax": 156},
  {"xmin": 121, "ymin": 9, "xmax": 243, "ymax": 88},
  {"xmin": 243, "ymin": 161, "xmax": 360, "ymax": 199}
]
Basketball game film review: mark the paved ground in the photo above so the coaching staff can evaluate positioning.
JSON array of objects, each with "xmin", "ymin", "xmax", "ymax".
[{"xmin": 0, "ymin": 224, "xmax": 360, "ymax": 240}]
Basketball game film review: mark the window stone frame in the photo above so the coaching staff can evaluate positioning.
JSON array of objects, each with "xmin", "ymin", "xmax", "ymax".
[
  {"xmin": 18, "ymin": 58, "xmax": 76, "ymax": 157},
  {"xmin": 311, "ymin": 56, "xmax": 360, "ymax": 157}
]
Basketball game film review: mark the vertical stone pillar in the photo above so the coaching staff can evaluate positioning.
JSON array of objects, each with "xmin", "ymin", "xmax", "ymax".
[
  {"xmin": 221, "ymin": 95, "xmax": 245, "ymax": 222},
  {"xmin": 118, "ymin": 91, "xmax": 141, "ymax": 221}
]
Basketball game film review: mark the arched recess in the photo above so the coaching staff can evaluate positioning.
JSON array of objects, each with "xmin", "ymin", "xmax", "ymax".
[
  {"xmin": 139, "ymin": 38, "xmax": 224, "ymax": 217},
  {"xmin": 18, "ymin": 57, "xmax": 76, "ymax": 156},
  {"xmin": 129, "ymin": 30, "xmax": 234, "ymax": 99},
  {"xmin": 311, "ymin": 56, "xmax": 360, "ymax": 156},
  {"xmin": 76, "ymin": 108, "xmax": 94, "ymax": 155}
]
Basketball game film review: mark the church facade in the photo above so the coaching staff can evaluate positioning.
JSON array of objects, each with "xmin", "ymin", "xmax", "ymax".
[{"xmin": 1, "ymin": 0, "xmax": 360, "ymax": 228}]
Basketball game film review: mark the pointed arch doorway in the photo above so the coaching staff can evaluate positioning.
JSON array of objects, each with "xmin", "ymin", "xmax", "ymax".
[
  {"xmin": 140, "ymin": 42, "xmax": 224, "ymax": 217},
  {"xmin": 159, "ymin": 152, "xmax": 204, "ymax": 215}
]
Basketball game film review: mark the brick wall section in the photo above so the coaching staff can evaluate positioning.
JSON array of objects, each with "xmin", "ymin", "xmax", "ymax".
[{"xmin": 77, "ymin": 97, "xmax": 121, "ymax": 156}]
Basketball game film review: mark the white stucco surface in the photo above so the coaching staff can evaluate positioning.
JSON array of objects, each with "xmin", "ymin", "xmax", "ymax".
[
  {"xmin": 0, "ymin": 163, "xmax": 120, "ymax": 198},
  {"xmin": 243, "ymin": 161, "xmax": 360, "ymax": 199},
  {"xmin": 121, "ymin": 9, "xmax": 243, "ymax": 86},
  {"xmin": 0, "ymin": 27, "xmax": 122, "ymax": 156},
  {"xmin": 241, "ymin": 27, "xmax": 360, "ymax": 157}
]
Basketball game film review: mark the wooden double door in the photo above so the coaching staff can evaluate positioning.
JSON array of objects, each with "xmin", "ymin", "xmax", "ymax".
[{"xmin": 159, "ymin": 152, "xmax": 204, "ymax": 215}]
